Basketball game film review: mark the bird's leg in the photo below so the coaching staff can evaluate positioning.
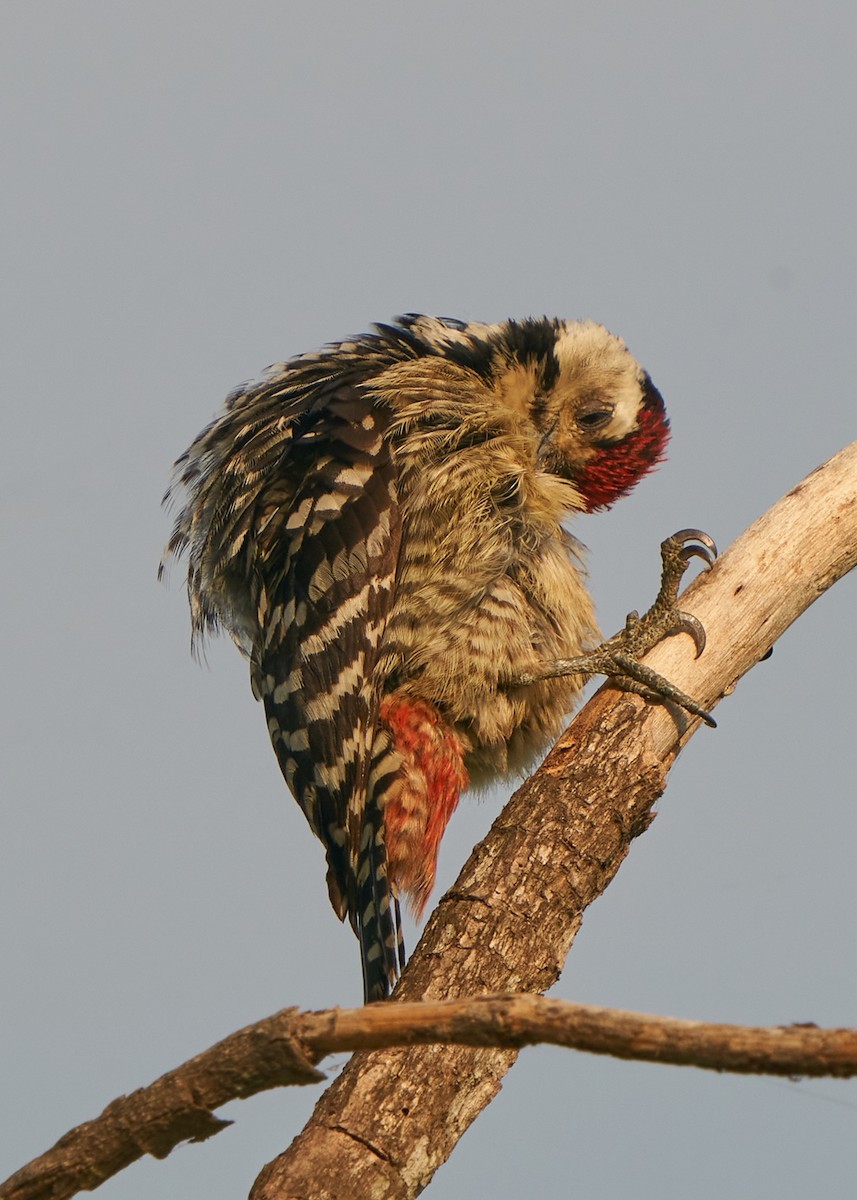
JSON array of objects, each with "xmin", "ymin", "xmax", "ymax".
[{"xmin": 510, "ymin": 529, "xmax": 718, "ymax": 728}]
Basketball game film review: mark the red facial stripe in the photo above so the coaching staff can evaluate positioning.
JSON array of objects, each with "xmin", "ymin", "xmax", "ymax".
[{"xmin": 575, "ymin": 397, "xmax": 670, "ymax": 512}]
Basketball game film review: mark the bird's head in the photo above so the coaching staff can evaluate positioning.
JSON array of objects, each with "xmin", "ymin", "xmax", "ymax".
[
  {"xmin": 519, "ymin": 319, "xmax": 670, "ymax": 512},
  {"xmin": 372, "ymin": 314, "xmax": 670, "ymax": 513}
]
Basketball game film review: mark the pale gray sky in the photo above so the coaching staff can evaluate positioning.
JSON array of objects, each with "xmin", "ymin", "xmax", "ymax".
[{"xmin": 3, "ymin": 3, "xmax": 856, "ymax": 1197}]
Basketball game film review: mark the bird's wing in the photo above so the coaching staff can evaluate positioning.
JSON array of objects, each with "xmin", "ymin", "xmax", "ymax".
[
  {"xmin": 163, "ymin": 343, "xmax": 415, "ymax": 999},
  {"xmin": 244, "ymin": 382, "xmax": 405, "ymax": 1000}
]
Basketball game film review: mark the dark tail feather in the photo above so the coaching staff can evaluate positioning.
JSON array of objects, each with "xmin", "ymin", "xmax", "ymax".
[{"xmin": 357, "ymin": 810, "xmax": 405, "ymax": 1002}]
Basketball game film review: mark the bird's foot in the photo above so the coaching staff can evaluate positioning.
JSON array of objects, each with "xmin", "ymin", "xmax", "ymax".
[{"xmin": 511, "ymin": 529, "xmax": 718, "ymax": 727}]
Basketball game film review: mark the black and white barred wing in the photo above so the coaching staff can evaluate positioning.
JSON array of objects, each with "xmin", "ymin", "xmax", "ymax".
[{"xmin": 164, "ymin": 376, "xmax": 405, "ymax": 1001}]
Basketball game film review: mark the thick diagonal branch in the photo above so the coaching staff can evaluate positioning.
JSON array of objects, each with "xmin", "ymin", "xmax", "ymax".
[{"xmin": 251, "ymin": 440, "xmax": 857, "ymax": 1200}]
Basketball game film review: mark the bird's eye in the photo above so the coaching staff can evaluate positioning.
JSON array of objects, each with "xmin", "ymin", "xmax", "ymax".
[{"xmin": 577, "ymin": 405, "xmax": 614, "ymax": 431}]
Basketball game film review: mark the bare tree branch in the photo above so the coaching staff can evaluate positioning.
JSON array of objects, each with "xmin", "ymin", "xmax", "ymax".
[
  {"xmin": 3, "ymin": 442, "xmax": 855, "ymax": 1200},
  {"xmin": 0, "ymin": 1017, "xmax": 324, "ymax": 1200},
  {"xmin": 298, "ymin": 993, "xmax": 857, "ymax": 1076},
  {"xmin": 6, "ymin": 991, "xmax": 857, "ymax": 1200}
]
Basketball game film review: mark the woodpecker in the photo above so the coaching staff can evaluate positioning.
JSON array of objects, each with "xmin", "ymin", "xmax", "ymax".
[{"xmin": 162, "ymin": 314, "xmax": 714, "ymax": 1001}]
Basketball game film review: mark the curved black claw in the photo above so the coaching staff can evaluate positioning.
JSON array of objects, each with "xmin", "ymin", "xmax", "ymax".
[
  {"xmin": 670, "ymin": 528, "xmax": 718, "ymax": 568},
  {"xmin": 672, "ymin": 610, "xmax": 707, "ymax": 658},
  {"xmin": 646, "ymin": 530, "xmax": 716, "ymax": 623},
  {"xmin": 667, "ymin": 532, "xmax": 715, "ymax": 583}
]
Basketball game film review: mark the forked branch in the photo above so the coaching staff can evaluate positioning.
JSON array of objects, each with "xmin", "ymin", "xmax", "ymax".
[{"xmin": 3, "ymin": 441, "xmax": 856, "ymax": 1200}]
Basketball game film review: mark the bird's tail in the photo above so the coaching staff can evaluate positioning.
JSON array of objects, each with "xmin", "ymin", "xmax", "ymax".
[{"xmin": 355, "ymin": 800, "xmax": 406, "ymax": 1002}]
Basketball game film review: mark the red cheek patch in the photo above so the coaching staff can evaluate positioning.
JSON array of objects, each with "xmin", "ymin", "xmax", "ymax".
[{"xmin": 576, "ymin": 398, "xmax": 670, "ymax": 512}]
